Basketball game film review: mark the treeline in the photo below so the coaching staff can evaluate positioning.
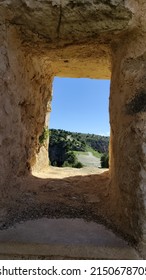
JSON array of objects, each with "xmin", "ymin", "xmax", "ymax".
[
  {"xmin": 49, "ymin": 129, "xmax": 109, "ymax": 168},
  {"xmin": 74, "ymin": 132, "xmax": 109, "ymax": 154}
]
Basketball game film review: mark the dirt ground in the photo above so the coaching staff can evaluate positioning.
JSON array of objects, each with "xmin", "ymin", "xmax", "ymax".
[
  {"xmin": 1, "ymin": 166, "xmax": 110, "ymax": 228},
  {"xmin": 0, "ymin": 167, "xmax": 140, "ymax": 259},
  {"xmin": 0, "ymin": 166, "xmax": 135, "ymax": 248},
  {"xmin": 0, "ymin": 165, "xmax": 139, "ymax": 261}
]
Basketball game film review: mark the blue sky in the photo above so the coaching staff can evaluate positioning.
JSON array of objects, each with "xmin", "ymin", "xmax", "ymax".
[{"xmin": 49, "ymin": 77, "xmax": 110, "ymax": 136}]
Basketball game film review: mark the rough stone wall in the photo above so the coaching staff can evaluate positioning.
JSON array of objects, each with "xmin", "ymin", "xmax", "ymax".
[
  {"xmin": 110, "ymin": 36, "xmax": 145, "ymax": 243},
  {"xmin": 0, "ymin": 0, "xmax": 132, "ymax": 190},
  {"xmin": 109, "ymin": 1, "xmax": 146, "ymax": 256},
  {"xmin": 0, "ymin": 26, "xmax": 53, "ymax": 191},
  {"xmin": 0, "ymin": 0, "xmax": 132, "ymax": 79}
]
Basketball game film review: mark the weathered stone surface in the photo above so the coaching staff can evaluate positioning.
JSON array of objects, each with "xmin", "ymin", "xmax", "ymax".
[
  {"xmin": 0, "ymin": 0, "xmax": 131, "ymax": 42},
  {"xmin": 0, "ymin": 25, "xmax": 53, "ymax": 188},
  {"xmin": 1, "ymin": 0, "xmax": 146, "ymax": 257},
  {"xmin": 0, "ymin": 0, "xmax": 132, "ymax": 78}
]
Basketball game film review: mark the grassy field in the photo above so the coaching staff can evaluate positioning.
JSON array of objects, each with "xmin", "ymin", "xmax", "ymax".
[
  {"xmin": 73, "ymin": 151, "xmax": 88, "ymax": 156},
  {"xmin": 73, "ymin": 146, "xmax": 102, "ymax": 159},
  {"xmin": 86, "ymin": 146, "xmax": 102, "ymax": 158}
]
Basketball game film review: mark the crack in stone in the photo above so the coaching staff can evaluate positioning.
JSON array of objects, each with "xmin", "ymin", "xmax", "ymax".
[{"xmin": 57, "ymin": 0, "xmax": 62, "ymax": 39}]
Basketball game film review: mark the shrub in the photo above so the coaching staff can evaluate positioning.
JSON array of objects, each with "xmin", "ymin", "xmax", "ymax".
[
  {"xmin": 39, "ymin": 127, "xmax": 49, "ymax": 144},
  {"xmin": 66, "ymin": 151, "xmax": 76, "ymax": 164},
  {"xmin": 63, "ymin": 160, "xmax": 83, "ymax": 168},
  {"xmin": 73, "ymin": 161, "xmax": 84, "ymax": 168},
  {"xmin": 62, "ymin": 161, "xmax": 71, "ymax": 167},
  {"xmin": 101, "ymin": 153, "xmax": 109, "ymax": 168}
]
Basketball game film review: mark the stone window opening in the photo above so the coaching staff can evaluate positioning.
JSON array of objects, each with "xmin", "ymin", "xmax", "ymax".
[{"xmin": 48, "ymin": 76, "xmax": 110, "ymax": 170}]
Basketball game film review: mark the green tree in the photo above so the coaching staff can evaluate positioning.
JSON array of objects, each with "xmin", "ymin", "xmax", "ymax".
[
  {"xmin": 65, "ymin": 151, "xmax": 76, "ymax": 164},
  {"xmin": 101, "ymin": 153, "xmax": 109, "ymax": 168}
]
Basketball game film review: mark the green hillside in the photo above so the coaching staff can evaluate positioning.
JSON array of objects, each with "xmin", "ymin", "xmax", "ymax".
[{"xmin": 49, "ymin": 129, "xmax": 109, "ymax": 168}]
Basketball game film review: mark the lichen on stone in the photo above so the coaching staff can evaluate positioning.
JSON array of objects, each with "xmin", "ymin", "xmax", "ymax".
[
  {"xmin": 126, "ymin": 91, "xmax": 146, "ymax": 115},
  {"xmin": 39, "ymin": 127, "xmax": 49, "ymax": 145}
]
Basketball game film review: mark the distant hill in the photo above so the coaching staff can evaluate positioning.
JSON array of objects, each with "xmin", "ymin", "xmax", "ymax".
[{"xmin": 49, "ymin": 129, "xmax": 109, "ymax": 167}]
